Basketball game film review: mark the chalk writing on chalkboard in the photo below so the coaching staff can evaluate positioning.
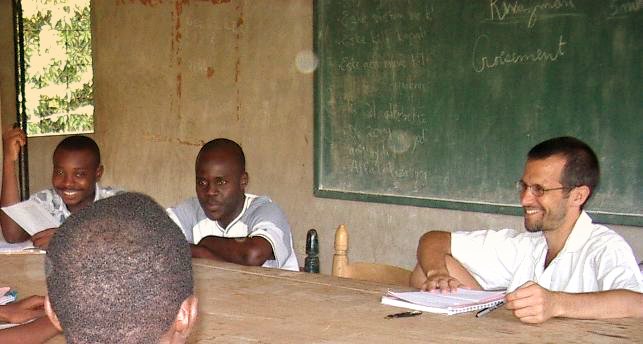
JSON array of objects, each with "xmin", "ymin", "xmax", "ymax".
[{"xmin": 314, "ymin": 1, "xmax": 642, "ymax": 226}]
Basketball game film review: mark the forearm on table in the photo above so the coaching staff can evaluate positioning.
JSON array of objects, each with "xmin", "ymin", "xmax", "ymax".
[
  {"xmin": 0, "ymin": 316, "xmax": 59, "ymax": 344},
  {"xmin": 197, "ymin": 236, "xmax": 274, "ymax": 266},
  {"xmin": 554, "ymin": 289, "xmax": 643, "ymax": 320}
]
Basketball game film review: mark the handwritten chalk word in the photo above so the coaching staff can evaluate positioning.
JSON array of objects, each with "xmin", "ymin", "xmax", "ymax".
[
  {"xmin": 336, "ymin": 56, "xmax": 408, "ymax": 72},
  {"xmin": 366, "ymin": 102, "xmax": 427, "ymax": 124},
  {"xmin": 489, "ymin": 0, "xmax": 576, "ymax": 28},
  {"xmin": 608, "ymin": 0, "xmax": 641, "ymax": 17},
  {"xmin": 472, "ymin": 34, "xmax": 567, "ymax": 73}
]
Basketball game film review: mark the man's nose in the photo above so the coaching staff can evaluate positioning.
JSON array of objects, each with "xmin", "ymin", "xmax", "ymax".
[
  {"xmin": 63, "ymin": 174, "xmax": 74, "ymax": 187},
  {"xmin": 519, "ymin": 188, "xmax": 536, "ymax": 207},
  {"xmin": 206, "ymin": 183, "xmax": 219, "ymax": 195}
]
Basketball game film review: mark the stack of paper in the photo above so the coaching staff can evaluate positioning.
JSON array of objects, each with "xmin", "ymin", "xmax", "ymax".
[{"xmin": 381, "ymin": 289, "xmax": 505, "ymax": 315}]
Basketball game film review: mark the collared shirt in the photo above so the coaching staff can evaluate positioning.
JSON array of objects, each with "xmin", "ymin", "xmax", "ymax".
[
  {"xmin": 167, "ymin": 194, "xmax": 299, "ymax": 271},
  {"xmin": 451, "ymin": 211, "xmax": 643, "ymax": 293},
  {"xmin": 29, "ymin": 184, "xmax": 123, "ymax": 224}
]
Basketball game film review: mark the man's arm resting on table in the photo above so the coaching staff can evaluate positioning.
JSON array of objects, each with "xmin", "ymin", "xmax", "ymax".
[
  {"xmin": 194, "ymin": 236, "xmax": 275, "ymax": 266},
  {"xmin": 411, "ymin": 231, "xmax": 481, "ymax": 291},
  {"xmin": 506, "ymin": 281, "xmax": 643, "ymax": 324},
  {"xmin": 0, "ymin": 316, "xmax": 59, "ymax": 344}
]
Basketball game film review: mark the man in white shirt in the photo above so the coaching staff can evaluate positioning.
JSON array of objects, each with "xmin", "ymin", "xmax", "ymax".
[
  {"xmin": 1, "ymin": 130, "xmax": 122, "ymax": 249},
  {"xmin": 411, "ymin": 136, "xmax": 643, "ymax": 323},
  {"xmin": 167, "ymin": 138, "xmax": 299, "ymax": 271}
]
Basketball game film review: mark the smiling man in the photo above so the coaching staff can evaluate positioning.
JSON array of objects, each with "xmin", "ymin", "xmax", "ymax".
[
  {"xmin": 1, "ymin": 129, "xmax": 122, "ymax": 248},
  {"xmin": 167, "ymin": 138, "xmax": 299, "ymax": 271},
  {"xmin": 411, "ymin": 136, "xmax": 643, "ymax": 323}
]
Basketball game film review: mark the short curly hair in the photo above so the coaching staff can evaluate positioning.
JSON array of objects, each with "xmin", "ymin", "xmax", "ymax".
[
  {"xmin": 46, "ymin": 192, "xmax": 193, "ymax": 344},
  {"xmin": 54, "ymin": 135, "xmax": 101, "ymax": 167}
]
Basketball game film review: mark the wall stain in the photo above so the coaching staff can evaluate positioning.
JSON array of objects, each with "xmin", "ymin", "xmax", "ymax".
[
  {"xmin": 144, "ymin": 133, "xmax": 205, "ymax": 147},
  {"xmin": 170, "ymin": 0, "xmax": 232, "ymax": 120},
  {"xmin": 117, "ymin": 0, "xmax": 164, "ymax": 6},
  {"xmin": 234, "ymin": 2, "xmax": 244, "ymax": 121}
]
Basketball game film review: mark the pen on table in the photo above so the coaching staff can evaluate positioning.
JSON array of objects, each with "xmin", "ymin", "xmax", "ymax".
[
  {"xmin": 385, "ymin": 310, "xmax": 422, "ymax": 319},
  {"xmin": 476, "ymin": 301, "xmax": 505, "ymax": 318}
]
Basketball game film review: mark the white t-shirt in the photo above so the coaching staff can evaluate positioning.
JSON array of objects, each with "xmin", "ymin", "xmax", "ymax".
[
  {"xmin": 167, "ymin": 194, "xmax": 299, "ymax": 271},
  {"xmin": 451, "ymin": 212, "xmax": 643, "ymax": 293},
  {"xmin": 30, "ymin": 184, "xmax": 123, "ymax": 224}
]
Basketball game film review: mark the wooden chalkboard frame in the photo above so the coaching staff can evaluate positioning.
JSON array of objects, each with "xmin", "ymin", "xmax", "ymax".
[{"xmin": 313, "ymin": 0, "xmax": 641, "ymax": 227}]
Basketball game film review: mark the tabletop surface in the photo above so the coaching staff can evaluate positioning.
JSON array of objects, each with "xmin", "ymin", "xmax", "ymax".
[{"xmin": 1, "ymin": 254, "xmax": 640, "ymax": 343}]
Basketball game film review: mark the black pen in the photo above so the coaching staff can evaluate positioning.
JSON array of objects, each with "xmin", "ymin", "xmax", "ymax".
[
  {"xmin": 476, "ymin": 301, "xmax": 505, "ymax": 318},
  {"xmin": 385, "ymin": 310, "xmax": 422, "ymax": 319}
]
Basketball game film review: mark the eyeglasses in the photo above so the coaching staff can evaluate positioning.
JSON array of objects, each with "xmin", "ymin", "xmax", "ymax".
[{"xmin": 515, "ymin": 181, "xmax": 571, "ymax": 197}]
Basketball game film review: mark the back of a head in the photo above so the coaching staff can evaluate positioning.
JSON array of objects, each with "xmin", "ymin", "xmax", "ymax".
[
  {"xmin": 527, "ymin": 136, "xmax": 600, "ymax": 201},
  {"xmin": 46, "ymin": 192, "xmax": 193, "ymax": 344},
  {"xmin": 54, "ymin": 135, "xmax": 101, "ymax": 167}
]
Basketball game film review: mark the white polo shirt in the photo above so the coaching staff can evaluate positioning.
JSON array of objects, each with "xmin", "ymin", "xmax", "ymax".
[
  {"xmin": 451, "ymin": 211, "xmax": 643, "ymax": 293},
  {"xmin": 167, "ymin": 194, "xmax": 299, "ymax": 271}
]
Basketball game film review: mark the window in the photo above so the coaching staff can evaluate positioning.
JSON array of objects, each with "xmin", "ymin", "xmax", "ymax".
[{"xmin": 15, "ymin": 0, "xmax": 94, "ymax": 136}]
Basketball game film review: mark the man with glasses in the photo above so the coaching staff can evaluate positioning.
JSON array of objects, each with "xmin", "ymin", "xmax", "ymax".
[{"xmin": 411, "ymin": 136, "xmax": 643, "ymax": 323}]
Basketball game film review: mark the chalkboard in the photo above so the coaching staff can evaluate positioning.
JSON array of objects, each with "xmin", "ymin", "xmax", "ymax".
[{"xmin": 313, "ymin": 0, "xmax": 642, "ymax": 226}]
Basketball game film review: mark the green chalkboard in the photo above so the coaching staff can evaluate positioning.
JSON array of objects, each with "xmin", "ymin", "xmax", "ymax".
[{"xmin": 314, "ymin": 1, "xmax": 642, "ymax": 226}]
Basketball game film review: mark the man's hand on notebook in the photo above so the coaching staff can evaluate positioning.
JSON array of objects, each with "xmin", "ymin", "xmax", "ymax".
[
  {"xmin": 31, "ymin": 228, "xmax": 56, "ymax": 250},
  {"xmin": 421, "ymin": 269, "xmax": 463, "ymax": 293}
]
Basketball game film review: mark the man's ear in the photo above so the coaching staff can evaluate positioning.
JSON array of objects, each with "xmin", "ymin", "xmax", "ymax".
[
  {"xmin": 44, "ymin": 295, "xmax": 63, "ymax": 332},
  {"xmin": 569, "ymin": 185, "xmax": 590, "ymax": 208},
  {"xmin": 174, "ymin": 295, "xmax": 198, "ymax": 336},
  {"xmin": 240, "ymin": 172, "xmax": 249, "ymax": 188},
  {"xmin": 95, "ymin": 165, "xmax": 104, "ymax": 181}
]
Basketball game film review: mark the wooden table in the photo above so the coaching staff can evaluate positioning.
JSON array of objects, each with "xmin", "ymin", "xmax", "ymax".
[{"xmin": 1, "ymin": 254, "xmax": 640, "ymax": 343}]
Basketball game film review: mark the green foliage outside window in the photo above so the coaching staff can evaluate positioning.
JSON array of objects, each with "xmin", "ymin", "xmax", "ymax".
[{"xmin": 20, "ymin": 0, "xmax": 94, "ymax": 136}]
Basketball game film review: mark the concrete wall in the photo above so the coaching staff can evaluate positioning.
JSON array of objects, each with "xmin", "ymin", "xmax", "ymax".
[{"xmin": 0, "ymin": 1, "xmax": 640, "ymax": 273}]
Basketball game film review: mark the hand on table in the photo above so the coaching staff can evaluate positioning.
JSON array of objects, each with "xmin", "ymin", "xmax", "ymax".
[
  {"xmin": 0, "ymin": 295, "xmax": 45, "ymax": 324},
  {"xmin": 505, "ymin": 281, "xmax": 561, "ymax": 324}
]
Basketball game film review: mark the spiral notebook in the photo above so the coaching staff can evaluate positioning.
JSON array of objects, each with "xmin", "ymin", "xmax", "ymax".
[{"xmin": 381, "ymin": 289, "xmax": 505, "ymax": 315}]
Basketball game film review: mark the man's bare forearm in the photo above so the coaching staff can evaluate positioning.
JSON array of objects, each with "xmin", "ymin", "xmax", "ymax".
[
  {"xmin": 196, "ymin": 236, "xmax": 273, "ymax": 266},
  {"xmin": 555, "ymin": 289, "xmax": 643, "ymax": 320},
  {"xmin": 416, "ymin": 231, "xmax": 452, "ymax": 276}
]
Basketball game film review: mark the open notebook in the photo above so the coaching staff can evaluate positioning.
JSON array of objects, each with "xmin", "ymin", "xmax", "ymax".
[{"xmin": 381, "ymin": 289, "xmax": 505, "ymax": 315}]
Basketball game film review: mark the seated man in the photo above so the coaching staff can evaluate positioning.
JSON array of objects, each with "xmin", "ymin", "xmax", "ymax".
[
  {"xmin": 44, "ymin": 192, "xmax": 197, "ymax": 344},
  {"xmin": 412, "ymin": 136, "xmax": 643, "ymax": 323},
  {"xmin": 168, "ymin": 138, "xmax": 299, "ymax": 271},
  {"xmin": 1, "ymin": 128, "xmax": 122, "ymax": 248}
]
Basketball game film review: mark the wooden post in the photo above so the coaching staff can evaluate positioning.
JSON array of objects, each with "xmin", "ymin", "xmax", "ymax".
[{"xmin": 332, "ymin": 224, "xmax": 349, "ymax": 278}]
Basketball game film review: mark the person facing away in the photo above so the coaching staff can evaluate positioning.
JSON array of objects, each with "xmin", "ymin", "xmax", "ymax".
[
  {"xmin": 0, "ymin": 128, "xmax": 122, "ymax": 249},
  {"xmin": 167, "ymin": 138, "xmax": 299, "ymax": 271},
  {"xmin": 44, "ymin": 192, "xmax": 198, "ymax": 344},
  {"xmin": 411, "ymin": 136, "xmax": 643, "ymax": 323}
]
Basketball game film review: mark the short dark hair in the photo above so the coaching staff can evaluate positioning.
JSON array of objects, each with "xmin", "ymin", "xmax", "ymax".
[
  {"xmin": 46, "ymin": 192, "xmax": 193, "ymax": 344},
  {"xmin": 528, "ymin": 136, "xmax": 600, "ymax": 201},
  {"xmin": 54, "ymin": 135, "xmax": 101, "ymax": 167},
  {"xmin": 196, "ymin": 138, "xmax": 246, "ymax": 171}
]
